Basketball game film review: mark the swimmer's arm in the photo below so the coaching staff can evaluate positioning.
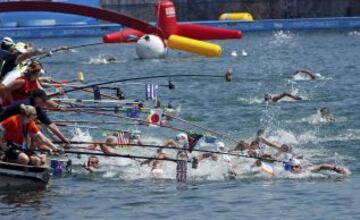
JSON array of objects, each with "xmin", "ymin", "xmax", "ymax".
[
  {"xmin": 88, "ymin": 144, "xmax": 97, "ymax": 150},
  {"xmin": 140, "ymin": 158, "xmax": 153, "ymax": 166},
  {"xmin": 308, "ymin": 164, "xmax": 346, "ymax": 174},
  {"xmin": 82, "ymin": 164, "xmax": 96, "ymax": 173},
  {"xmin": 99, "ymin": 144, "xmax": 112, "ymax": 154},
  {"xmin": 259, "ymin": 136, "xmax": 282, "ymax": 150},
  {"xmin": 302, "ymin": 69, "xmax": 316, "ymax": 79},
  {"xmin": 283, "ymin": 92, "xmax": 302, "ymax": 100},
  {"xmin": 164, "ymin": 139, "xmax": 177, "ymax": 147}
]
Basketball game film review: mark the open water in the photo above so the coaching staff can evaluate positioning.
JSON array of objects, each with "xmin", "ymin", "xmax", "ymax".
[{"xmin": 0, "ymin": 30, "xmax": 359, "ymax": 219}]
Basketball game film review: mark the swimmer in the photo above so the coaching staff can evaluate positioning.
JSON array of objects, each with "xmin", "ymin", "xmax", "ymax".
[
  {"xmin": 165, "ymin": 132, "xmax": 202, "ymax": 152},
  {"xmin": 232, "ymin": 130, "xmax": 263, "ymax": 157},
  {"xmin": 285, "ymin": 158, "xmax": 347, "ymax": 175},
  {"xmin": 140, "ymin": 148, "xmax": 170, "ymax": 176},
  {"xmin": 83, "ymin": 155, "xmax": 99, "ymax": 173},
  {"xmin": 225, "ymin": 68, "xmax": 233, "ymax": 81},
  {"xmin": 88, "ymin": 136, "xmax": 117, "ymax": 154},
  {"xmin": 294, "ymin": 68, "xmax": 318, "ymax": 80},
  {"xmin": 106, "ymin": 57, "xmax": 116, "ymax": 63},
  {"xmin": 264, "ymin": 92, "xmax": 302, "ymax": 103},
  {"xmin": 319, "ymin": 107, "xmax": 336, "ymax": 122}
]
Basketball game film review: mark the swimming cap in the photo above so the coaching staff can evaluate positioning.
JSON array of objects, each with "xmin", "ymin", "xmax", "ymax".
[
  {"xmin": 176, "ymin": 132, "xmax": 188, "ymax": 146},
  {"xmin": 291, "ymin": 158, "xmax": 301, "ymax": 166},
  {"xmin": 216, "ymin": 141, "xmax": 225, "ymax": 151}
]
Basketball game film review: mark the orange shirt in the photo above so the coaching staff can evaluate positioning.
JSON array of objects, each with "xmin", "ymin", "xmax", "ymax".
[{"xmin": 0, "ymin": 115, "xmax": 40, "ymax": 145}]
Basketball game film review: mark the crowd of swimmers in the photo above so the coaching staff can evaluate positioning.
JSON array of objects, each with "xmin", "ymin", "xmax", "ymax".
[{"xmin": 0, "ymin": 36, "xmax": 346, "ymax": 180}]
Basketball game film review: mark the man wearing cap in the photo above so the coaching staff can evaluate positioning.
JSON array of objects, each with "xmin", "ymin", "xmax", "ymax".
[
  {"xmin": 0, "ymin": 89, "xmax": 70, "ymax": 146},
  {"xmin": 0, "ymin": 37, "xmax": 16, "ymax": 77},
  {"xmin": 0, "ymin": 38, "xmax": 44, "ymax": 80}
]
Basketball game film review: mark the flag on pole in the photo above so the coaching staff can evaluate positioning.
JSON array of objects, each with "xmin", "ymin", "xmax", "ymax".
[
  {"xmin": 117, "ymin": 132, "xmax": 131, "ymax": 146},
  {"xmin": 146, "ymin": 109, "xmax": 163, "ymax": 126},
  {"xmin": 145, "ymin": 83, "xmax": 159, "ymax": 100}
]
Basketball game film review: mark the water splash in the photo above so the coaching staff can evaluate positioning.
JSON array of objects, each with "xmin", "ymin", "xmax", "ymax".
[
  {"xmin": 348, "ymin": 31, "xmax": 360, "ymax": 36},
  {"xmin": 271, "ymin": 30, "xmax": 297, "ymax": 46},
  {"xmin": 85, "ymin": 55, "xmax": 126, "ymax": 65},
  {"xmin": 293, "ymin": 72, "xmax": 324, "ymax": 81}
]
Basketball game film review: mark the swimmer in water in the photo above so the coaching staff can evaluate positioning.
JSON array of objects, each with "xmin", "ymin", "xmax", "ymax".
[
  {"xmin": 264, "ymin": 92, "xmax": 302, "ymax": 103},
  {"xmin": 285, "ymin": 158, "xmax": 347, "ymax": 175},
  {"xmin": 164, "ymin": 132, "xmax": 189, "ymax": 148},
  {"xmin": 319, "ymin": 107, "xmax": 336, "ymax": 122},
  {"xmin": 294, "ymin": 68, "xmax": 318, "ymax": 80},
  {"xmin": 140, "ymin": 148, "xmax": 170, "ymax": 176},
  {"xmin": 231, "ymin": 129, "xmax": 264, "ymax": 157},
  {"xmin": 88, "ymin": 136, "xmax": 118, "ymax": 155},
  {"xmin": 83, "ymin": 155, "xmax": 99, "ymax": 173},
  {"xmin": 106, "ymin": 57, "xmax": 116, "ymax": 63}
]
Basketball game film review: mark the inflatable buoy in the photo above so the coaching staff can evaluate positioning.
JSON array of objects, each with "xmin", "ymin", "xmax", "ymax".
[
  {"xmin": 168, "ymin": 35, "xmax": 222, "ymax": 57},
  {"xmin": 219, "ymin": 13, "xmax": 253, "ymax": 21},
  {"xmin": 135, "ymin": 34, "xmax": 167, "ymax": 59}
]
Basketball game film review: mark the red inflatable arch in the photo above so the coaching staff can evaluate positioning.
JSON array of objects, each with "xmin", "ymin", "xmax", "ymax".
[{"xmin": 0, "ymin": 1, "xmax": 163, "ymax": 37}]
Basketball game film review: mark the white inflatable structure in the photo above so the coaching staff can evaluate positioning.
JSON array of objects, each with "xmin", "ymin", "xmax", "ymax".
[{"xmin": 135, "ymin": 35, "xmax": 167, "ymax": 59}]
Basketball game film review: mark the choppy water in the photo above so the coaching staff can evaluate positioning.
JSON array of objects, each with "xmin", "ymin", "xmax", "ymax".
[{"xmin": 1, "ymin": 30, "xmax": 359, "ymax": 219}]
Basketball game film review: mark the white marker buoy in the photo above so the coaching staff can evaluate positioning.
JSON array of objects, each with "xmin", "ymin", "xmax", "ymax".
[
  {"xmin": 241, "ymin": 49, "xmax": 248, "ymax": 57},
  {"xmin": 136, "ymin": 34, "xmax": 167, "ymax": 59},
  {"xmin": 230, "ymin": 50, "xmax": 238, "ymax": 57}
]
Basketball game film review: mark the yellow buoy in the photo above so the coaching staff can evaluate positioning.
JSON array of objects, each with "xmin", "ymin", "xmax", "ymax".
[
  {"xmin": 219, "ymin": 13, "xmax": 253, "ymax": 21},
  {"xmin": 168, "ymin": 35, "xmax": 222, "ymax": 57},
  {"xmin": 78, "ymin": 71, "xmax": 84, "ymax": 82}
]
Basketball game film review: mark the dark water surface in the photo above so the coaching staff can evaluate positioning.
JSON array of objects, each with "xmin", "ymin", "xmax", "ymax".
[{"xmin": 0, "ymin": 30, "xmax": 359, "ymax": 219}]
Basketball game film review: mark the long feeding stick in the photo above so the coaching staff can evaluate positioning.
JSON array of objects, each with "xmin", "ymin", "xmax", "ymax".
[
  {"xmin": 58, "ymin": 141, "xmax": 284, "ymax": 163},
  {"xmin": 64, "ymin": 150, "xmax": 192, "ymax": 163},
  {"xmin": 50, "ymin": 73, "xmax": 231, "ymax": 97}
]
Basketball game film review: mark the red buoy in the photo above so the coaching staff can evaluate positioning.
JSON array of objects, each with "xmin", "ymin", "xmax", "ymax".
[{"xmin": 154, "ymin": 0, "xmax": 178, "ymax": 38}]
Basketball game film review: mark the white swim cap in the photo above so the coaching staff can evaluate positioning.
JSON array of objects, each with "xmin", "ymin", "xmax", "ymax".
[
  {"xmin": 176, "ymin": 132, "xmax": 188, "ymax": 146},
  {"xmin": 291, "ymin": 158, "xmax": 301, "ymax": 166},
  {"xmin": 216, "ymin": 141, "xmax": 225, "ymax": 151},
  {"xmin": 176, "ymin": 132, "xmax": 187, "ymax": 140},
  {"xmin": 2, "ymin": 37, "xmax": 14, "ymax": 46}
]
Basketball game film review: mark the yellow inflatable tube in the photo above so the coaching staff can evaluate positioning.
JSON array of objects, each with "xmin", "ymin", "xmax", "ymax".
[
  {"xmin": 219, "ymin": 13, "xmax": 253, "ymax": 21},
  {"xmin": 168, "ymin": 35, "xmax": 222, "ymax": 57}
]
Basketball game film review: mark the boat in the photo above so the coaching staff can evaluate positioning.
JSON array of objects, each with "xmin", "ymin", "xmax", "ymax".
[{"xmin": 0, "ymin": 161, "xmax": 51, "ymax": 189}]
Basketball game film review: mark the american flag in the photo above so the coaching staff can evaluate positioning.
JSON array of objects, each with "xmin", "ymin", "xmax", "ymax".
[{"xmin": 117, "ymin": 132, "xmax": 131, "ymax": 146}]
